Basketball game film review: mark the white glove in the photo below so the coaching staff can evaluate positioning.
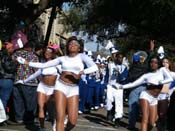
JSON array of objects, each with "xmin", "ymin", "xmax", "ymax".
[
  {"xmin": 15, "ymin": 80, "xmax": 24, "ymax": 85},
  {"xmin": 122, "ymin": 57, "xmax": 129, "ymax": 69},
  {"xmin": 17, "ymin": 57, "xmax": 26, "ymax": 64},
  {"xmin": 83, "ymin": 80, "xmax": 87, "ymax": 84}
]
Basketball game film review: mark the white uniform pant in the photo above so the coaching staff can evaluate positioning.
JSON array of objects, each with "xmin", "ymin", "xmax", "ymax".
[{"xmin": 106, "ymin": 84, "xmax": 123, "ymax": 119}]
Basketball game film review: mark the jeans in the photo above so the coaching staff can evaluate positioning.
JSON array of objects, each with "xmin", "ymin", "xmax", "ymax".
[
  {"xmin": 0, "ymin": 79, "xmax": 13, "ymax": 109},
  {"xmin": 13, "ymin": 84, "xmax": 37, "ymax": 122},
  {"xmin": 128, "ymin": 85, "xmax": 146, "ymax": 128}
]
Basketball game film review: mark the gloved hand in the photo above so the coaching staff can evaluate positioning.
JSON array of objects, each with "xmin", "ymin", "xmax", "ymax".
[
  {"xmin": 17, "ymin": 57, "xmax": 26, "ymax": 64},
  {"xmin": 15, "ymin": 80, "xmax": 24, "ymax": 85},
  {"xmin": 122, "ymin": 57, "xmax": 129, "ymax": 69}
]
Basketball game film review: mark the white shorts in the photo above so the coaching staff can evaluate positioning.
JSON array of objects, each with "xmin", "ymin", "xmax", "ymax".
[
  {"xmin": 37, "ymin": 82, "xmax": 54, "ymax": 95},
  {"xmin": 140, "ymin": 91, "xmax": 158, "ymax": 105},
  {"xmin": 55, "ymin": 79, "xmax": 79, "ymax": 98}
]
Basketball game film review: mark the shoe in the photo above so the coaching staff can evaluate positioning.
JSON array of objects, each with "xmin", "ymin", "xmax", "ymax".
[
  {"xmin": 25, "ymin": 120, "xmax": 35, "ymax": 125},
  {"xmin": 125, "ymin": 98, "xmax": 128, "ymax": 102},
  {"xmin": 114, "ymin": 119, "xmax": 120, "ymax": 128},
  {"xmin": 39, "ymin": 128, "xmax": 46, "ymax": 131},
  {"xmin": 52, "ymin": 120, "xmax": 56, "ymax": 131},
  {"xmin": 91, "ymin": 107, "xmax": 94, "ymax": 110},
  {"xmin": 84, "ymin": 109, "xmax": 90, "ymax": 114},
  {"xmin": 100, "ymin": 103, "xmax": 104, "ymax": 107},
  {"xmin": 16, "ymin": 120, "xmax": 24, "ymax": 125},
  {"xmin": 94, "ymin": 106, "xmax": 99, "ymax": 110},
  {"xmin": 106, "ymin": 110, "xmax": 113, "ymax": 122},
  {"xmin": 33, "ymin": 0, "xmax": 40, "ymax": 4},
  {"xmin": 2, "ymin": 120, "xmax": 16, "ymax": 125},
  {"xmin": 0, "ymin": 121, "xmax": 8, "ymax": 126},
  {"xmin": 78, "ymin": 110, "xmax": 83, "ymax": 114},
  {"xmin": 64, "ymin": 115, "xmax": 68, "ymax": 125}
]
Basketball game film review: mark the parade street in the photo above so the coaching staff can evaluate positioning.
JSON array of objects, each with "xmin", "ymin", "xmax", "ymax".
[{"xmin": 0, "ymin": 104, "xmax": 157, "ymax": 131}]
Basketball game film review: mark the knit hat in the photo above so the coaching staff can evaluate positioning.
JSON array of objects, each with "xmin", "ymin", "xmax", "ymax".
[
  {"xmin": 133, "ymin": 54, "xmax": 140, "ymax": 62},
  {"xmin": 134, "ymin": 51, "xmax": 148, "ymax": 63},
  {"xmin": 11, "ymin": 30, "xmax": 28, "ymax": 50}
]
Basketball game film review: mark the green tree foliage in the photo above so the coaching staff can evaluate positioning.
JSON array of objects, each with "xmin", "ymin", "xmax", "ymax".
[{"xmin": 66, "ymin": 0, "xmax": 175, "ymax": 59}]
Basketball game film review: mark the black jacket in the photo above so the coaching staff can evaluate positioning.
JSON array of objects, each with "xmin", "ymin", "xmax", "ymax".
[
  {"xmin": 127, "ymin": 62, "xmax": 148, "ymax": 83},
  {"xmin": 0, "ymin": 50, "xmax": 18, "ymax": 80}
]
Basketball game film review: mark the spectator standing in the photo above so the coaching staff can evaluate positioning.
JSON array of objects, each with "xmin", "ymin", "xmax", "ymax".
[
  {"xmin": 12, "ymin": 41, "xmax": 39, "ymax": 124},
  {"xmin": 127, "ymin": 51, "xmax": 148, "ymax": 131},
  {"xmin": 0, "ymin": 42, "xmax": 18, "ymax": 123},
  {"xmin": 16, "ymin": 45, "xmax": 59, "ymax": 131},
  {"xmin": 34, "ymin": 43, "xmax": 45, "ymax": 62}
]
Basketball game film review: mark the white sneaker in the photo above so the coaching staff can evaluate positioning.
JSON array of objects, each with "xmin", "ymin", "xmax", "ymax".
[
  {"xmin": 64, "ymin": 115, "xmax": 68, "ymax": 125},
  {"xmin": 100, "ymin": 103, "xmax": 104, "ymax": 107},
  {"xmin": 78, "ymin": 110, "xmax": 83, "ymax": 114},
  {"xmin": 52, "ymin": 120, "xmax": 56, "ymax": 131},
  {"xmin": 94, "ymin": 106, "xmax": 99, "ymax": 110},
  {"xmin": 33, "ymin": 0, "xmax": 40, "ymax": 4}
]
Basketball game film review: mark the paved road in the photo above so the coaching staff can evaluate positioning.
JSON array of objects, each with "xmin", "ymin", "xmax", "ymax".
[{"xmin": 0, "ymin": 106, "xmax": 157, "ymax": 131}]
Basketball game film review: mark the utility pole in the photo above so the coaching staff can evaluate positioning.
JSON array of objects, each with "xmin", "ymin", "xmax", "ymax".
[{"xmin": 44, "ymin": 0, "xmax": 57, "ymax": 47}]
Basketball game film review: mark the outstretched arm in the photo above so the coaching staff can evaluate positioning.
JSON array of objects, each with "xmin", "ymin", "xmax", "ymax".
[
  {"xmin": 80, "ymin": 53, "xmax": 98, "ymax": 74},
  {"xmin": 159, "ymin": 67, "xmax": 173, "ymax": 84},
  {"xmin": 15, "ymin": 69, "xmax": 42, "ymax": 84},
  {"xmin": 122, "ymin": 74, "xmax": 146, "ymax": 89},
  {"xmin": 24, "ymin": 69, "xmax": 42, "ymax": 83},
  {"xmin": 17, "ymin": 56, "xmax": 61, "ymax": 69}
]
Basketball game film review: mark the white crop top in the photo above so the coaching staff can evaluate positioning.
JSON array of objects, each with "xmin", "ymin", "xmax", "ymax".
[
  {"xmin": 28, "ymin": 53, "xmax": 98, "ymax": 75},
  {"xmin": 23, "ymin": 66, "xmax": 58, "ymax": 83},
  {"xmin": 123, "ymin": 67, "xmax": 173, "ymax": 89}
]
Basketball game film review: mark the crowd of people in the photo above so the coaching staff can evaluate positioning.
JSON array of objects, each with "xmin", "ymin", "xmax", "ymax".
[{"xmin": 0, "ymin": 22, "xmax": 175, "ymax": 131}]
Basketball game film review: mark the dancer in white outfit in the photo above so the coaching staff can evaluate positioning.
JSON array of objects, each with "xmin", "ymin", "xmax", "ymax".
[
  {"xmin": 17, "ymin": 36, "xmax": 98, "ymax": 131},
  {"xmin": 16, "ymin": 45, "xmax": 59, "ymax": 131},
  {"xmin": 157, "ymin": 57, "xmax": 175, "ymax": 131},
  {"xmin": 119, "ymin": 56, "xmax": 173, "ymax": 131}
]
